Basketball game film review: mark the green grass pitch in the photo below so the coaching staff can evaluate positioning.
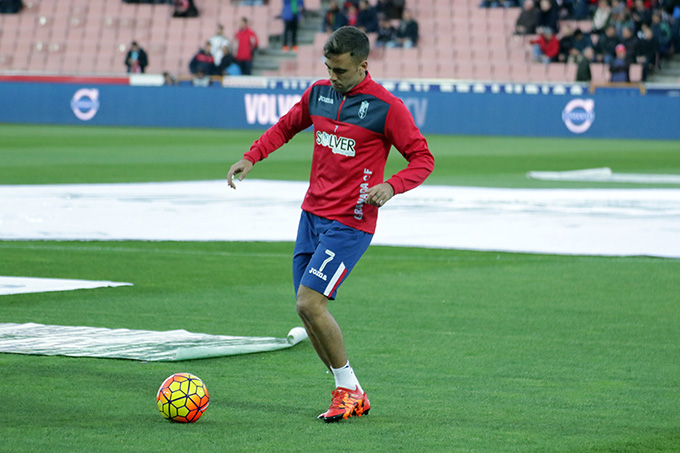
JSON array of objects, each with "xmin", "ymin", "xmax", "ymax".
[{"xmin": 0, "ymin": 124, "xmax": 679, "ymax": 452}]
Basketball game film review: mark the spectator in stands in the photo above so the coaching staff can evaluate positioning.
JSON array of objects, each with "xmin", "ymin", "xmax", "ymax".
[
  {"xmin": 481, "ymin": 0, "xmax": 520, "ymax": 7},
  {"xmin": 357, "ymin": 0, "xmax": 379, "ymax": 33},
  {"xmin": 538, "ymin": 0, "xmax": 560, "ymax": 33},
  {"xmin": 234, "ymin": 17, "xmax": 259, "ymax": 75},
  {"xmin": 282, "ymin": 0, "xmax": 304, "ymax": 52},
  {"xmin": 591, "ymin": 0, "xmax": 612, "ymax": 35},
  {"xmin": 383, "ymin": 0, "xmax": 405, "ymax": 20},
  {"xmin": 630, "ymin": 0, "xmax": 652, "ymax": 33},
  {"xmin": 0, "ymin": 0, "xmax": 22, "ymax": 13},
  {"xmin": 575, "ymin": 46, "xmax": 594, "ymax": 81},
  {"xmin": 554, "ymin": 0, "xmax": 574, "ymax": 20},
  {"xmin": 672, "ymin": 7, "xmax": 680, "ymax": 55},
  {"xmin": 395, "ymin": 8, "xmax": 418, "ymax": 48},
  {"xmin": 217, "ymin": 44, "xmax": 241, "ymax": 76},
  {"xmin": 595, "ymin": 24, "xmax": 620, "ymax": 64},
  {"xmin": 163, "ymin": 72, "xmax": 177, "ymax": 86},
  {"xmin": 375, "ymin": 17, "xmax": 398, "ymax": 47},
  {"xmin": 609, "ymin": 43, "xmax": 630, "ymax": 81},
  {"xmin": 189, "ymin": 41, "xmax": 217, "ymax": 75},
  {"xmin": 557, "ymin": 23, "xmax": 576, "ymax": 62},
  {"xmin": 621, "ymin": 26, "xmax": 639, "ymax": 60},
  {"xmin": 209, "ymin": 24, "xmax": 231, "ymax": 67},
  {"xmin": 611, "ymin": 8, "xmax": 634, "ymax": 38},
  {"xmin": 375, "ymin": 0, "xmax": 386, "ymax": 16},
  {"xmin": 125, "ymin": 41, "xmax": 149, "ymax": 73},
  {"xmin": 192, "ymin": 71, "xmax": 212, "ymax": 87},
  {"xmin": 568, "ymin": 27, "xmax": 593, "ymax": 61},
  {"xmin": 651, "ymin": 11, "xmax": 672, "ymax": 64},
  {"xmin": 323, "ymin": 1, "xmax": 348, "ymax": 32},
  {"xmin": 609, "ymin": 0, "xmax": 625, "ymax": 17},
  {"xmin": 531, "ymin": 26, "xmax": 560, "ymax": 62},
  {"xmin": 636, "ymin": 24, "xmax": 658, "ymax": 80},
  {"xmin": 347, "ymin": 3, "xmax": 360, "ymax": 26},
  {"xmin": 173, "ymin": 0, "xmax": 199, "ymax": 18},
  {"xmin": 515, "ymin": 0, "xmax": 541, "ymax": 35}
]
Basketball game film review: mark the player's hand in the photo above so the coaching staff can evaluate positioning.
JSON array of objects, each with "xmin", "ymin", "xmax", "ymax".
[
  {"xmin": 366, "ymin": 183, "xmax": 394, "ymax": 207},
  {"xmin": 227, "ymin": 159, "xmax": 254, "ymax": 189}
]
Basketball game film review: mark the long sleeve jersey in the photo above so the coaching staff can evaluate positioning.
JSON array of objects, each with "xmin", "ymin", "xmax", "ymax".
[{"xmin": 243, "ymin": 72, "xmax": 434, "ymax": 234}]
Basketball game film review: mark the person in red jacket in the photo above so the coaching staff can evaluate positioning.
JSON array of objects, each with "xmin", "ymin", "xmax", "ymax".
[
  {"xmin": 227, "ymin": 26, "xmax": 434, "ymax": 423},
  {"xmin": 234, "ymin": 17, "xmax": 259, "ymax": 75},
  {"xmin": 530, "ymin": 26, "xmax": 560, "ymax": 63}
]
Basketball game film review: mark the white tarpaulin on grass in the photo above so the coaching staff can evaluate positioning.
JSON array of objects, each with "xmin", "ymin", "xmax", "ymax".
[
  {"xmin": 0, "ymin": 276, "xmax": 133, "ymax": 296},
  {"xmin": 1, "ymin": 180, "xmax": 679, "ymax": 258},
  {"xmin": 527, "ymin": 168, "xmax": 680, "ymax": 184},
  {"xmin": 0, "ymin": 323, "xmax": 308, "ymax": 361}
]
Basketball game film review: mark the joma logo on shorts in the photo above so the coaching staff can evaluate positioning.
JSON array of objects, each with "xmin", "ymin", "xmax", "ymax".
[
  {"xmin": 309, "ymin": 267, "xmax": 327, "ymax": 281},
  {"xmin": 316, "ymin": 131, "xmax": 356, "ymax": 157}
]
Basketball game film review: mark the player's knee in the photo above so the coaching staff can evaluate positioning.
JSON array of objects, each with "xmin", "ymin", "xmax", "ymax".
[{"xmin": 296, "ymin": 286, "xmax": 325, "ymax": 320}]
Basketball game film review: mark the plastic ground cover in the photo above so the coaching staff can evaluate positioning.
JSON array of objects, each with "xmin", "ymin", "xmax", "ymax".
[{"xmin": 0, "ymin": 323, "xmax": 308, "ymax": 361}]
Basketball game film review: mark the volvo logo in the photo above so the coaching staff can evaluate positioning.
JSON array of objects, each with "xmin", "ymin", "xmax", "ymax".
[
  {"xmin": 562, "ymin": 99, "xmax": 595, "ymax": 134},
  {"xmin": 70, "ymin": 88, "xmax": 100, "ymax": 121}
]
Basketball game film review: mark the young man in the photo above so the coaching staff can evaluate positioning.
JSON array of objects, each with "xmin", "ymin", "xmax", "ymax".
[
  {"xmin": 227, "ymin": 26, "xmax": 434, "ymax": 422},
  {"xmin": 234, "ymin": 17, "xmax": 258, "ymax": 76}
]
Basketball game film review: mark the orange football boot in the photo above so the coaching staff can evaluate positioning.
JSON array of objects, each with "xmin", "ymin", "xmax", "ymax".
[{"xmin": 317, "ymin": 387, "xmax": 370, "ymax": 423}]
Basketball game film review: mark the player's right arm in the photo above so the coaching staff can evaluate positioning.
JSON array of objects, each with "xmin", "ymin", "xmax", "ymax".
[
  {"xmin": 226, "ymin": 158, "xmax": 254, "ymax": 189},
  {"xmin": 244, "ymin": 87, "xmax": 313, "ymax": 163},
  {"xmin": 226, "ymin": 86, "xmax": 314, "ymax": 189}
]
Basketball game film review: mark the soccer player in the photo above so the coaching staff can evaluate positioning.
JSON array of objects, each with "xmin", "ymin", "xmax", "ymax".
[{"xmin": 227, "ymin": 26, "xmax": 434, "ymax": 422}]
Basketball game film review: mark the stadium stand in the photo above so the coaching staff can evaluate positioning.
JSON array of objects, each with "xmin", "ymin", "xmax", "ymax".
[
  {"xmin": 270, "ymin": 0, "xmax": 645, "ymax": 83},
  {"xmin": 0, "ymin": 0, "xmax": 291, "ymax": 76},
  {"xmin": 0, "ymin": 0, "xmax": 653, "ymax": 83}
]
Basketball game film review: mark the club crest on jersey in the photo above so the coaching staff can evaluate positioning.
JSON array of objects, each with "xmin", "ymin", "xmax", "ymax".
[
  {"xmin": 358, "ymin": 100, "xmax": 369, "ymax": 119},
  {"xmin": 316, "ymin": 131, "xmax": 356, "ymax": 157}
]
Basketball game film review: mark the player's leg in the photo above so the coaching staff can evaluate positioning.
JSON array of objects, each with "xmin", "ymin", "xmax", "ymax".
[
  {"xmin": 296, "ymin": 284, "xmax": 347, "ymax": 370},
  {"xmin": 296, "ymin": 284, "xmax": 370, "ymax": 422},
  {"xmin": 293, "ymin": 213, "xmax": 373, "ymax": 421},
  {"xmin": 293, "ymin": 212, "xmax": 333, "ymax": 369}
]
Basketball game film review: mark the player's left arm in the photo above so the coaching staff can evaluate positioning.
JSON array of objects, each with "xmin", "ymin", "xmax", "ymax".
[{"xmin": 367, "ymin": 100, "xmax": 434, "ymax": 206}]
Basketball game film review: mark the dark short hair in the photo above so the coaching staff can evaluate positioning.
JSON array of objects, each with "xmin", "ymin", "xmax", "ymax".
[{"xmin": 323, "ymin": 26, "xmax": 370, "ymax": 63}]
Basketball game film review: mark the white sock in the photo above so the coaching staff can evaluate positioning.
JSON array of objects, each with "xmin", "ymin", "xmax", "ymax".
[{"xmin": 331, "ymin": 361, "xmax": 363, "ymax": 393}]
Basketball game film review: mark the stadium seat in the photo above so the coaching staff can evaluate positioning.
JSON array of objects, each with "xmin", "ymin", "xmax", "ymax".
[
  {"xmin": 438, "ymin": 60, "xmax": 456, "ymax": 79},
  {"xmin": 474, "ymin": 61, "xmax": 494, "ymax": 81},
  {"xmin": 547, "ymin": 63, "xmax": 568, "ymax": 82},
  {"xmin": 629, "ymin": 63, "xmax": 643, "ymax": 83},
  {"xmin": 419, "ymin": 60, "xmax": 439, "ymax": 79},
  {"xmin": 493, "ymin": 62, "xmax": 513, "ymax": 82}
]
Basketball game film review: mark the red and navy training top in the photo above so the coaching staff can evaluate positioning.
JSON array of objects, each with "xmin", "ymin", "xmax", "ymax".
[{"xmin": 243, "ymin": 72, "xmax": 435, "ymax": 234}]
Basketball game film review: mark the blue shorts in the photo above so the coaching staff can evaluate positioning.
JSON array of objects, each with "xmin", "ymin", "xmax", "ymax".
[{"xmin": 293, "ymin": 211, "xmax": 373, "ymax": 300}]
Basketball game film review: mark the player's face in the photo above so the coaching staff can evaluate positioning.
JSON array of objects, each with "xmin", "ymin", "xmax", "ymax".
[{"xmin": 325, "ymin": 52, "xmax": 367, "ymax": 94}]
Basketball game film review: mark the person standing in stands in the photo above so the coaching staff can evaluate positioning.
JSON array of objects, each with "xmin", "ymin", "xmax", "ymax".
[
  {"xmin": 209, "ymin": 24, "xmax": 231, "ymax": 68},
  {"xmin": 172, "ymin": 0, "xmax": 198, "ymax": 18},
  {"xmin": 234, "ymin": 17, "xmax": 259, "ymax": 75},
  {"xmin": 356, "ymin": 0, "xmax": 379, "ymax": 33},
  {"xmin": 124, "ymin": 41, "xmax": 148, "ymax": 73},
  {"xmin": 282, "ymin": 0, "xmax": 305, "ymax": 52},
  {"xmin": 0, "ymin": 0, "xmax": 23, "ymax": 13},
  {"xmin": 395, "ymin": 8, "xmax": 418, "ymax": 48},
  {"xmin": 322, "ymin": 1, "xmax": 348, "ymax": 33},
  {"xmin": 609, "ymin": 43, "xmax": 630, "ymax": 82},
  {"xmin": 515, "ymin": 0, "xmax": 541, "ymax": 36},
  {"xmin": 189, "ymin": 41, "xmax": 217, "ymax": 76}
]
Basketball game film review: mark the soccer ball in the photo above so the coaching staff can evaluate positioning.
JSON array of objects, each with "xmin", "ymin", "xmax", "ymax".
[{"xmin": 156, "ymin": 373, "xmax": 210, "ymax": 423}]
